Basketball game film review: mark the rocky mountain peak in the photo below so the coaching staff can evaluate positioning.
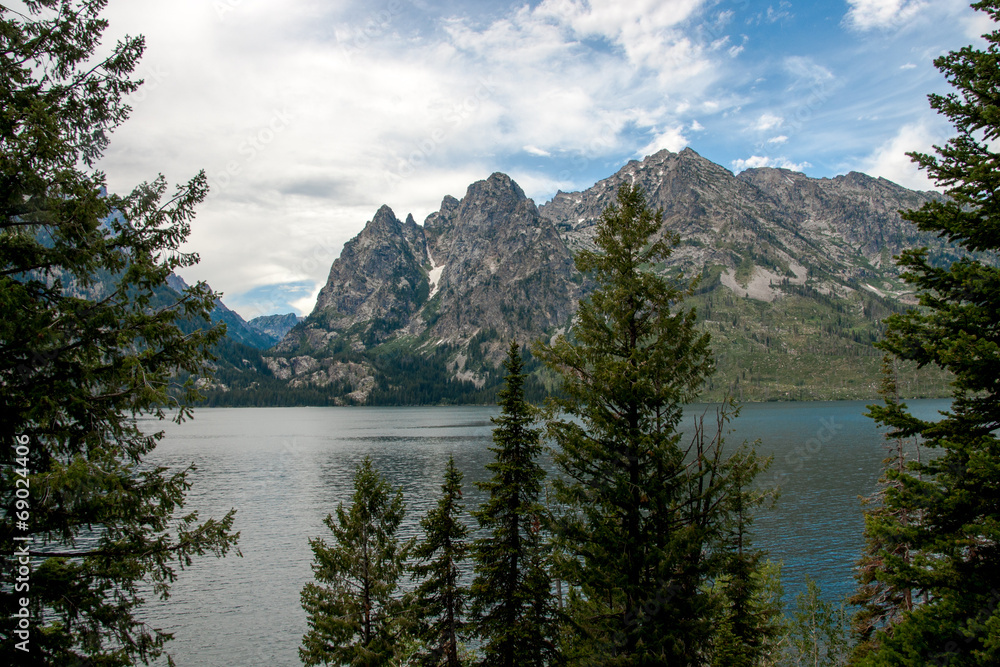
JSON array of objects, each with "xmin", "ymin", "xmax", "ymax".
[
  {"xmin": 274, "ymin": 171, "xmax": 578, "ymax": 389},
  {"xmin": 306, "ymin": 204, "xmax": 429, "ymax": 343},
  {"xmin": 425, "ymin": 172, "xmax": 541, "ymax": 263},
  {"xmin": 248, "ymin": 312, "xmax": 302, "ymax": 344},
  {"xmin": 840, "ymin": 171, "xmax": 878, "ymax": 187},
  {"xmin": 455, "ymin": 172, "xmax": 534, "ymax": 231},
  {"xmin": 420, "ymin": 172, "xmax": 576, "ymax": 350},
  {"xmin": 366, "ymin": 204, "xmax": 403, "ymax": 236},
  {"xmin": 423, "ymin": 195, "xmax": 461, "ymax": 255},
  {"xmin": 467, "ymin": 171, "xmax": 527, "ymax": 200},
  {"xmin": 539, "ymin": 146, "xmax": 755, "ymax": 255}
]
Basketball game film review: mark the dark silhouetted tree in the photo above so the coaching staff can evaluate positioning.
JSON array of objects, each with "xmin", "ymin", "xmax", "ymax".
[
  {"xmin": 469, "ymin": 341, "xmax": 561, "ymax": 667},
  {"xmin": 411, "ymin": 456, "xmax": 470, "ymax": 667},
  {"xmin": 0, "ymin": 2, "xmax": 238, "ymax": 664},
  {"xmin": 534, "ymin": 184, "xmax": 771, "ymax": 665}
]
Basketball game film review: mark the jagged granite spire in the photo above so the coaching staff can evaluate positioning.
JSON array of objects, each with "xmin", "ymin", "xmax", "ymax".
[
  {"xmin": 422, "ymin": 172, "xmax": 576, "ymax": 347},
  {"xmin": 272, "ymin": 172, "xmax": 579, "ymax": 391},
  {"xmin": 310, "ymin": 204, "xmax": 429, "ymax": 340}
]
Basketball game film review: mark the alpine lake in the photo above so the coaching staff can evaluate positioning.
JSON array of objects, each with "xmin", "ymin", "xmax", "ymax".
[{"xmin": 136, "ymin": 400, "xmax": 950, "ymax": 666}]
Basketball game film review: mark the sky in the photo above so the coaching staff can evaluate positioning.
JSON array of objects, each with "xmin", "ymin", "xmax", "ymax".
[{"xmin": 88, "ymin": 0, "xmax": 990, "ymax": 319}]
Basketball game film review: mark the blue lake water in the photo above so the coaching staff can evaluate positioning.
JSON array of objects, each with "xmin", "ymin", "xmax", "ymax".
[{"xmin": 139, "ymin": 400, "xmax": 950, "ymax": 666}]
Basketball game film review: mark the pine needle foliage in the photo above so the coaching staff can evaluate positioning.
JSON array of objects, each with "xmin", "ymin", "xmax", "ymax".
[
  {"xmin": 534, "ymin": 184, "xmax": 772, "ymax": 665},
  {"xmin": 469, "ymin": 341, "xmax": 561, "ymax": 667},
  {"xmin": 859, "ymin": 2, "xmax": 1000, "ymax": 663},
  {"xmin": 850, "ymin": 356, "xmax": 921, "ymax": 660},
  {"xmin": 1, "ymin": 2, "xmax": 238, "ymax": 663},
  {"xmin": 411, "ymin": 456, "xmax": 471, "ymax": 667},
  {"xmin": 300, "ymin": 457, "xmax": 411, "ymax": 666}
]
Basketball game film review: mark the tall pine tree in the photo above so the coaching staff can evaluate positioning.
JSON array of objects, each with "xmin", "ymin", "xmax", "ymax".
[
  {"xmin": 0, "ymin": 3, "xmax": 238, "ymax": 663},
  {"xmin": 860, "ymin": 1, "xmax": 1000, "ymax": 663},
  {"xmin": 711, "ymin": 429, "xmax": 783, "ymax": 667},
  {"xmin": 300, "ymin": 456, "xmax": 410, "ymax": 666},
  {"xmin": 534, "ymin": 184, "xmax": 771, "ymax": 665},
  {"xmin": 469, "ymin": 341, "xmax": 560, "ymax": 667},
  {"xmin": 411, "ymin": 456, "xmax": 470, "ymax": 667},
  {"xmin": 850, "ymin": 356, "xmax": 920, "ymax": 660}
]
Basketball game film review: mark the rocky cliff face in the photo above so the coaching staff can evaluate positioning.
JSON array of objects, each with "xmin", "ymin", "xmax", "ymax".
[
  {"xmin": 735, "ymin": 167, "xmax": 933, "ymax": 271},
  {"xmin": 310, "ymin": 205, "xmax": 428, "ymax": 345},
  {"xmin": 263, "ymin": 149, "xmax": 955, "ymax": 403},
  {"xmin": 421, "ymin": 173, "xmax": 576, "ymax": 346},
  {"xmin": 539, "ymin": 148, "xmax": 940, "ymax": 302},
  {"xmin": 271, "ymin": 173, "xmax": 578, "ymax": 395}
]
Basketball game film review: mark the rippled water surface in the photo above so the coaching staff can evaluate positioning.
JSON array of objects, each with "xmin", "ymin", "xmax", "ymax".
[{"xmin": 140, "ymin": 400, "xmax": 949, "ymax": 666}]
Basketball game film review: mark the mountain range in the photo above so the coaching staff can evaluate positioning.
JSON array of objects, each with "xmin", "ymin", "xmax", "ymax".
[{"xmin": 204, "ymin": 148, "xmax": 957, "ymax": 405}]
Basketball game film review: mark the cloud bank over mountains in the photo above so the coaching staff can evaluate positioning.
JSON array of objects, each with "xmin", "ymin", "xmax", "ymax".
[{"xmin": 96, "ymin": 0, "xmax": 981, "ymax": 317}]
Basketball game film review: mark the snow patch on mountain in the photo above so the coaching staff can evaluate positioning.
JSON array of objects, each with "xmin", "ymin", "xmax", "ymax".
[{"xmin": 428, "ymin": 260, "xmax": 445, "ymax": 300}]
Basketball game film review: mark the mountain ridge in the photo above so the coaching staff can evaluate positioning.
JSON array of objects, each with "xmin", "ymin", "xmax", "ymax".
[{"xmin": 206, "ymin": 148, "xmax": 956, "ymax": 405}]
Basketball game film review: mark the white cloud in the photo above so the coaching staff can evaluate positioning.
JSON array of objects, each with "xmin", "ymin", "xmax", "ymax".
[
  {"xmin": 290, "ymin": 285, "xmax": 325, "ymax": 318},
  {"xmin": 855, "ymin": 121, "xmax": 945, "ymax": 190},
  {"xmin": 845, "ymin": 0, "xmax": 927, "ymax": 30},
  {"xmin": 783, "ymin": 56, "xmax": 834, "ymax": 88},
  {"xmin": 753, "ymin": 113, "xmax": 784, "ymax": 132},
  {"xmin": 535, "ymin": 0, "xmax": 705, "ymax": 69},
  {"xmin": 731, "ymin": 155, "xmax": 769, "ymax": 171},
  {"xmin": 635, "ymin": 125, "xmax": 689, "ymax": 158},
  {"xmin": 87, "ymin": 0, "xmax": 978, "ymax": 319},
  {"xmin": 441, "ymin": 0, "xmax": 719, "ymax": 158},
  {"xmin": 844, "ymin": 0, "xmax": 973, "ymax": 31},
  {"xmin": 92, "ymin": 0, "xmax": 729, "ymax": 317},
  {"xmin": 731, "ymin": 155, "xmax": 811, "ymax": 173},
  {"xmin": 899, "ymin": 62, "xmax": 917, "ymax": 70}
]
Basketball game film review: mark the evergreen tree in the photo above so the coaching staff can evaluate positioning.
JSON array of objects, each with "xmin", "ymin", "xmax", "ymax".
[
  {"xmin": 850, "ymin": 356, "xmax": 920, "ymax": 660},
  {"xmin": 786, "ymin": 578, "xmax": 850, "ymax": 667},
  {"xmin": 712, "ymin": 560, "xmax": 786, "ymax": 667},
  {"xmin": 300, "ymin": 456, "xmax": 410, "ymax": 666},
  {"xmin": 859, "ymin": 1, "xmax": 1000, "ymax": 663},
  {"xmin": 469, "ymin": 341, "xmax": 560, "ymax": 667},
  {"xmin": 534, "ymin": 184, "xmax": 771, "ymax": 664},
  {"xmin": 0, "ymin": 2, "xmax": 239, "ymax": 664},
  {"xmin": 411, "ymin": 456, "xmax": 470, "ymax": 667},
  {"xmin": 712, "ymin": 438, "xmax": 784, "ymax": 667}
]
